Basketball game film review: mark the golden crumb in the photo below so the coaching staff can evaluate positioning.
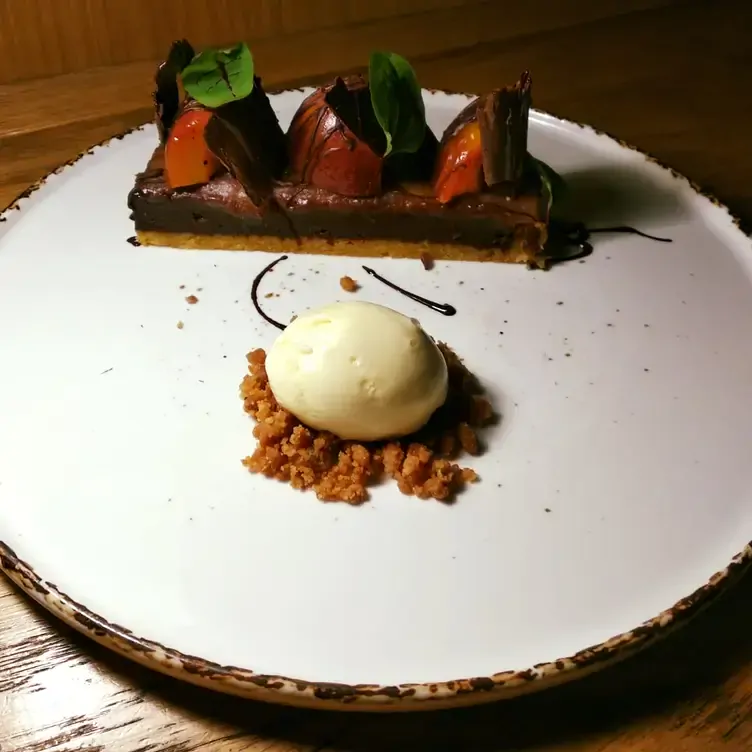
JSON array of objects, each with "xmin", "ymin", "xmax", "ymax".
[
  {"xmin": 176, "ymin": 320, "xmax": 184, "ymax": 329},
  {"xmin": 185, "ymin": 294, "xmax": 199, "ymax": 304},
  {"xmin": 339, "ymin": 275, "xmax": 359, "ymax": 292},
  {"xmin": 239, "ymin": 344, "xmax": 494, "ymax": 504}
]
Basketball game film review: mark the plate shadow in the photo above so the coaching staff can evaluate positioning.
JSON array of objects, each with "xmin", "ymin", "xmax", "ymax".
[{"xmin": 556, "ymin": 163, "xmax": 687, "ymax": 228}]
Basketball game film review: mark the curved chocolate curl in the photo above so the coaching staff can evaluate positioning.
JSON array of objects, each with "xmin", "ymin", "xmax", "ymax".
[
  {"xmin": 203, "ymin": 77, "xmax": 287, "ymax": 209},
  {"xmin": 287, "ymin": 76, "xmax": 385, "ymax": 197},
  {"xmin": 325, "ymin": 76, "xmax": 385, "ymax": 155},
  {"xmin": 154, "ymin": 39, "xmax": 195, "ymax": 143},
  {"xmin": 477, "ymin": 71, "xmax": 531, "ymax": 190}
]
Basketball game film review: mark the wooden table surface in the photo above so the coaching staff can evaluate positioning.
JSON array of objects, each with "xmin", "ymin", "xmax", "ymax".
[{"xmin": 2, "ymin": 1, "xmax": 752, "ymax": 749}]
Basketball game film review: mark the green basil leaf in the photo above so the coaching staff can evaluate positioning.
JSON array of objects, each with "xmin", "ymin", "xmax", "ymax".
[
  {"xmin": 368, "ymin": 51, "xmax": 426, "ymax": 156},
  {"xmin": 182, "ymin": 42, "xmax": 254, "ymax": 108},
  {"xmin": 528, "ymin": 155, "xmax": 566, "ymax": 212}
]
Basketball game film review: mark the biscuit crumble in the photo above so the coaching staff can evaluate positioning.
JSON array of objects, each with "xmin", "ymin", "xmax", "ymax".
[
  {"xmin": 239, "ymin": 345, "xmax": 494, "ymax": 504},
  {"xmin": 339, "ymin": 275, "xmax": 359, "ymax": 292}
]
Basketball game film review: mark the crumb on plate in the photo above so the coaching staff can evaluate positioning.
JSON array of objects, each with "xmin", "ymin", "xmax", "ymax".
[
  {"xmin": 185, "ymin": 295, "xmax": 199, "ymax": 304},
  {"xmin": 239, "ymin": 345, "xmax": 494, "ymax": 504},
  {"xmin": 177, "ymin": 320, "xmax": 184, "ymax": 329},
  {"xmin": 420, "ymin": 252, "xmax": 435, "ymax": 271},
  {"xmin": 339, "ymin": 275, "xmax": 359, "ymax": 293}
]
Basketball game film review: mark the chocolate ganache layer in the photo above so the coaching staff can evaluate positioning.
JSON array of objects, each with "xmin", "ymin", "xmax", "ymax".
[{"xmin": 128, "ymin": 148, "xmax": 548, "ymax": 251}]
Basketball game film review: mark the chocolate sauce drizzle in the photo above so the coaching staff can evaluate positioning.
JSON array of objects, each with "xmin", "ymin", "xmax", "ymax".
[
  {"xmin": 251, "ymin": 255, "xmax": 287, "ymax": 330},
  {"xmin": 548, "ymin": 221, "xmax": 672, "ymax": 264},
  {"xmin": 251, "ymin": 223, "xmax": 667, "ymax": 328},
  {"xmin": 251, "ymin": 255, "xmax": 458, "ymax": 331},
  {"xmin": 362, "ymin": 266, "xmax": 457, "ymax": 316},
  {"xmin": 589, "ymin": 225, "xmax": 672, "ymax": 242}
]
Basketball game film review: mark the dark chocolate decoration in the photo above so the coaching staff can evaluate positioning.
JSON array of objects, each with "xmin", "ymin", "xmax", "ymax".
[
  {"xmin": 251, "ymin": 255, "xmax": 288, "ymax": 330},
  {"xmin": 249, "ymin": 255, "xmax": 457, "ymax": 331},
  {"xmin": 203, "ymin": 77, "xmax": 287, "ymax": 209},
  {"xmin": 545, "ymin": 220, "xmax": 672, "ymax": 267},
  {"xmin": 286, "ymin": 77, "xmax": 385, "ymax": 197},
  {"xmin": 477, "ymin": 71, "xmax": 531, "ymax": 189},
  {"xmin": 154, "ymin": 39, "xmax": 195, "ymax": 143},
  {"xmin": 362, "ymin": 266, "xmax": 457, "ymax": 316},
  {"xmin": 325, "ymin": 76, "xmax": 387, "ymax": 158},
  {"xmin": 126, "ymin": 235, "xmax": 141, "ymax": 246},
  {"xmin": 588, "ymin": 225, "xmax": 673, "ymax": 243},
  {"xmin": 545, "ymin": 222, "xmax": 594, "ymax": 265}
]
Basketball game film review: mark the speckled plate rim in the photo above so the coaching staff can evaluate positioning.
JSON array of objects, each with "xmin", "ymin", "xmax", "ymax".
[{"xmin": 1, "ymin": 88, "xmax": 751, "ymax": 712}]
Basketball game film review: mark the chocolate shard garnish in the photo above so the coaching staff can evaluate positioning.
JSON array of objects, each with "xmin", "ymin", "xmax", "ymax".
[
  {"xmin": 477, "ymin": 71, "xmax": 531, "ymax": 190},
  {"xmin": 324, "ymin": 76, "xmax": 387, "ymax": 159},
  {"xmin": 154, "ymin": 39, "xmax": 195, "ymax": 143},
  {"xmin": 203, "ymin": 77, "xmax": 287, "ymax": 208},
  {"xmin": 250, "ymin": 77, "xmax": 288, "ymax": 179}
]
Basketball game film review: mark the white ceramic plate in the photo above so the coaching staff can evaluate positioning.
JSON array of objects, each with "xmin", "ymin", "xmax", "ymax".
[{"xmin": 1, "ymin": 88, "xmax": 751, "ymax": 712}]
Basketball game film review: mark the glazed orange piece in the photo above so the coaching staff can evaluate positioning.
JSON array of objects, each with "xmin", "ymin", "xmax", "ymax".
[
  {"xmin": 287, "ymin": 83, "xmax": 384, "ymax": 197},
  {"xmin": 434, "ymin": 119, "xmax": 484, "ymax": 204},
  {"xmin": 165, "ymin": 108, "xmax": 221, "ymax": 189}
]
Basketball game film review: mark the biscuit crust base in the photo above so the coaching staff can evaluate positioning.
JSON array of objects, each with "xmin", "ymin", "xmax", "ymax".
[{"xmin": 135, "ymin": 230, "xmax": 547, "ymax": 266}]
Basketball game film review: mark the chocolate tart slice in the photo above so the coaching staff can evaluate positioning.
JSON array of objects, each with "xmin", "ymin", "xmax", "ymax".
[{"xmin": 127, "ymin": 44, "xmax": 551, "ymax": 266}]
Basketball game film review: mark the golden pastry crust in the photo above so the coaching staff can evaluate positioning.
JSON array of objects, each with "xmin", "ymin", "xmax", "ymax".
[{"xmin": 136, "ymin": 230, "xmax": 546, "ymax": 265}]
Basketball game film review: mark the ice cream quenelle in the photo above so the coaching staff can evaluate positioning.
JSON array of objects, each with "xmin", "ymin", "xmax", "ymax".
[{"xmin": 265, "ymin": 301, "xmax": 449, "ymax": 441}]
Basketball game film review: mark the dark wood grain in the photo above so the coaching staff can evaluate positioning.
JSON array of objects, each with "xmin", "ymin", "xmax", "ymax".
[
  {"xmin": 0, "ymin": 0, "xmax": 681, "ymax": 84},
  {"xmin": 2, "ymin": 0, "xmax": 752, "ymax": 749},
  {"xmin": 1, "ymin": 569, "xmax": 751, "ymax": 751}
]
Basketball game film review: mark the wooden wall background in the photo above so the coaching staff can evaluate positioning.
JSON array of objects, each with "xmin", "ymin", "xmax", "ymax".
[{"xmin": 0, "ymin": 0, "xmax": 683, "ymax": 85}]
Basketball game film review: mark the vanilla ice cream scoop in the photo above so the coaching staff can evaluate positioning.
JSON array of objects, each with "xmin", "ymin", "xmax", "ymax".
[{"xmin": 265, "ymin": 301, "xmax": 448, "ymax": 441}]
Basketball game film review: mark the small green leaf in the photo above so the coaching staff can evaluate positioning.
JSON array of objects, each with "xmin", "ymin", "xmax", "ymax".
[
  {"xmin": 528, "ymin": 155, "xmax": 566, "ymax": 211},
  {"xmin": 368, "ymin": 51, "xmax": 426, "ymax": 156},
  {"xmin": 182, "ymin": 42, "xmax": 254, "ymax": 108}
]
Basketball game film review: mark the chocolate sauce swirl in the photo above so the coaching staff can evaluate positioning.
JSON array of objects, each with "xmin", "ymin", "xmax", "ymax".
[
  {"xmin": 251, "ymin": 255, "xmax": 287, "ymax": 330},
  {"xmin": 548, "ymin": 221, "xmax": 672, "ymax": 264},
  {"xmin": 251, "ymin": 255, "xmax": 458, "ymax": 332},
  {"xmin": 251, "ymin": 222, "xmax": 668, "ymax": 328},
  {"xmin": 589, "ymin": 225, "xmax": 673, "ymax": 242},
  {"xmin": 362, "ymin": 266, "xmax": 457, "ymax": 316}
]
